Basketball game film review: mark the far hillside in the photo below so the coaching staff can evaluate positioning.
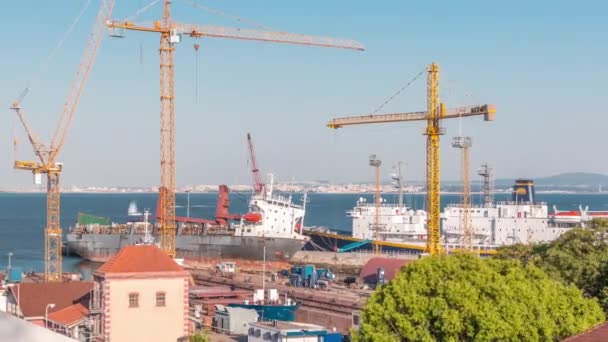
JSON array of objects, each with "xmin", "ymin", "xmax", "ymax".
[{"xmin": 494, "ymin": 172, "xmax": 608, "ymax": 187}]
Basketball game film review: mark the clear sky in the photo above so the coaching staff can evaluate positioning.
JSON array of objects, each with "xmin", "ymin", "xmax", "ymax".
[{"xmin": 1, "ymin": 0, "xmax": 607, "ymax": 188}]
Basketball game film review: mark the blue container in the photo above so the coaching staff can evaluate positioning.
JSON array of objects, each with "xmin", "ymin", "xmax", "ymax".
[
  {"xmin": 8, "ymin": 268, "xmax": 22, "ymax": 283},
  {"xmin": 325, "ymin": 332, "xmax": 343, "ymax": 342},
  {"xmin": 290, "ymin": 266, "xmax": 302, "ymax": 275},
  {"xmin": 302, "ymin": 264, "xmax": 315, "ymax": 279}
]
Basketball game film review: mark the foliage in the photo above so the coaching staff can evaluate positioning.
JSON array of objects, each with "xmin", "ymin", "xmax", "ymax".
[
  {"xmin": 353, "ymin": 254, "xmax": 604, "ymax": 342},
  {"xmin": 497, "ymin": 218, "xmax": 608, "ymax": 312},
  {"xmin": 189, "ymin": 332, "xmax": 210, "ymax": 342}
]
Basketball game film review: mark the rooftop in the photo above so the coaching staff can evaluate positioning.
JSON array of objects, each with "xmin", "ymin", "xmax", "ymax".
[
  {"xmin": 95, "ymin": 244, "xmax": 186, "ymax": 275},
  {"xmin": 8, "ymin": 281, "xmax": 94, "ymax": 318},
  {"xmin": 47, "ymin": 303, "xmax": 89, "ymax": 327},
  {"xmin": 359, "ymin": 257, "xmax": 413, "ymax": 284}
]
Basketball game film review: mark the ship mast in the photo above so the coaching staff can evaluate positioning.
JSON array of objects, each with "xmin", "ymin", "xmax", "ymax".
[
  {"xmin": 369, "ymin": 154, "xmax": 382, "ymax": 255},
  {"xmin": 478, "ymin": 163, "xmax": 493, "ymax": 207},
  {"xmin": 392, "ymin": 162, "xmax": 405, "ymax": 208}
]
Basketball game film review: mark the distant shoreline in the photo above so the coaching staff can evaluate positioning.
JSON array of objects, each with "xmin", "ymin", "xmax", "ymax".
[{"xmin": 2, "ymin": 190, "xmax": 608, "ymax": 195}]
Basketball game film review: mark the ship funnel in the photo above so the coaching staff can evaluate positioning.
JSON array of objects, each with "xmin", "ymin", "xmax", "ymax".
[
  {"xmin": 511, "ymin": 179, "xmax": 536, "ymax": 204},
  {"xmin": 128, "ymin": 200, "xmax": 143, "ymax": 216}
]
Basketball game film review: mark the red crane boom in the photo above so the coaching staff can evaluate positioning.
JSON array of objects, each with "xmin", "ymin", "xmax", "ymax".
[{"xmin": 247, "ymin": 133, "xmax": 264, "ymax": 195}]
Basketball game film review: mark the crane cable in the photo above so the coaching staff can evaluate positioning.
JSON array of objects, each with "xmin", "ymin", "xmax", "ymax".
[
  {"xmin": 11, "ymin": 0, "xmax": 92, "ymax": 157},
  {"xmin": 370, "ymin": 68, "xmax": 426, "ymax": 115},
  {"xmin": 123, "ymin": 0, "xmax": 162, "ymax": 22},
  {"xmin": 24, "ymin": 0, "xmax": 93, "ymax": 97},
  {"xmin": 182, "ymin": 0, "xmax": 274, "ymax": 30}
]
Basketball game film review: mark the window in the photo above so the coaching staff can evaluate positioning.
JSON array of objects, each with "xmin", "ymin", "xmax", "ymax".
[
  {"xmin": 129, "ymin": 293, "xmax": 139, "ymax": 308},
  {"xmin": 156, "ymin": 292, "xmax": 166, "ymax": 307}
]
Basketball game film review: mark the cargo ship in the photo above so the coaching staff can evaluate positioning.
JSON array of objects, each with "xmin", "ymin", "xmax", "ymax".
[
  {"xmin": 65, "ymin": 134, "xmax": 309, "ymax": 263},
  {"xmin": 65, "ymin": 177, "xmax": 308, "ymax": 263},
  {"xmin": 306, "ymin": 178, "xmax": 604, "ymax": 255}
]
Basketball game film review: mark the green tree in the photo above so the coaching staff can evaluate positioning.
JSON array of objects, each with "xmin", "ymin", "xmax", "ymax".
[
  {"xmin": 189, "ymin": 332, "xmax": 210, "ymax": 342},
  {"xmin": 497, "ymin": 219, "xmax": 608, "ymax": 312},
  {"xmin": 353, "ymin": 254, "xmax": 604, "ymax": 342}
]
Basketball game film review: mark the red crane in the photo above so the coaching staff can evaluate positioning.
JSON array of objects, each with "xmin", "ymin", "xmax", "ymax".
[{"xmin": 247, "ymin": 133, "xmax": 264, "ymax": 196}]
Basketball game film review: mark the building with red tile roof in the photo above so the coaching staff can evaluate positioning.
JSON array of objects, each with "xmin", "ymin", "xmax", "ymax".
[
  {"xmin": 47, "ymin": 303, "xmax": 89, "ymax": 326},
  {"xmin": 46, "ymin": 303, "xmax": 91, "ymax": 339},
  {"xmin": 4, "ymin": 281, "xmax": 97, "ymax": 340},
  {"xmin": 93, "ymin": 244, "xmax": 190, "ymax": 342},
  {"xmin": 359, "ymin": 257, "xmax": 413, "ymax": 286},
  {"xmin": 6, "ymin": 282, "xmax": 93, "ymax": 324},
  {"xmin": 95, "ymin": 244, "xmax": 185, "ymax": 275}
]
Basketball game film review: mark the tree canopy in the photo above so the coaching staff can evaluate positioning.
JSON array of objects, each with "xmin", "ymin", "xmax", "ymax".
[
  {"xmin": 353, "ymin": 254, "xmax": 604, "ymax": 342},
  {"xmin": 497, "ymin": 218, "xmax": 608, "ymax": 312}
]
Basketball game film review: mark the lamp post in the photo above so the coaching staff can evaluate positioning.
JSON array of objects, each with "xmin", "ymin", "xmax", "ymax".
[
  {"xmin": 185, "ymin": 189, "xmax": 192, "ymax": 218},
  {"xmin": 7, "ymin": 252, "xmax": 13, "ymax": 270},
  {"xmin": 45, "ymin": 303, "xmax": 56, "ymax": 329}
]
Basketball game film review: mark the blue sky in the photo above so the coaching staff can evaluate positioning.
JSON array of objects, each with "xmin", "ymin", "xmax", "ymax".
[{"xmin": 1, "ymin": 0, "xmax": 607, "ymax": 188}]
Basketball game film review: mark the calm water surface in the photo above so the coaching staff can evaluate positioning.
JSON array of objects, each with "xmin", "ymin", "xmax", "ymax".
[{"xmin": 1, "ymin": 192, "xmax": 608, "ymax": 273}]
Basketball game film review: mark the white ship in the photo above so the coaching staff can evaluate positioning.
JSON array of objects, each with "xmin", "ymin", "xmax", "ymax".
[
  {"xmin": 348, "ymin": 197, "xmax": 427, "ymax": 242},
  {"xmin": 307, "ymin": 168, "xmax": 606, "ymax": 255},
  {"xmin": 443, "ymin": 179, "xmax": 572, "ymax": 246}
]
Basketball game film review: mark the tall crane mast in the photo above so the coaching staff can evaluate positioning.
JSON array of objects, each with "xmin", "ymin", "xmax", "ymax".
[
  {"xmin": 247, "ymin": 133, "xmax": 264, "ymax": 196},
  {"xmin": 327, "ymin": 62, "xmax": 496, "ymax": 256},
  {"xmin": 452, "ymin": 136, "xmax": 472, "ymax": 249},
  {"xmin": 10, "ymin": 0, "xmax": 116, "ymax": 281},
  {"xmin": 106, "ymin": 0, "xmax": 364, "ymax": 257}
]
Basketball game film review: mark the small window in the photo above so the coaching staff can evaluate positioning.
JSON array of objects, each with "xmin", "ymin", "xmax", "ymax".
[
  {"xmin": 129, "ymin": 293, "xmax": 139, "ymax": 308},
  {"xmin": 156, "ymin": 292, "xmax": 166, "ymax": 307}
]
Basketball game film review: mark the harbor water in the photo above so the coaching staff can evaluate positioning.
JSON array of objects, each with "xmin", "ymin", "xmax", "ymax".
[{"xmin": 1, "ymin": 192, "xmax": 608, "ymax": 273}]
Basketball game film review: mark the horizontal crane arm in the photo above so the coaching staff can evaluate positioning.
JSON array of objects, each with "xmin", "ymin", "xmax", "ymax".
[
  {"xmin": 106, "ymin": 20, "xmax": 365, "ymax": 51},
  {"xmin": 106, "ymin": 20, "xmax": 165, "ymax": 34},
  {"xmin": 327, "ymin": 104, "xmax": 496, "ymax": 129},
  {"xmin": 173, "ymin": 23, "xmax": 365, "ymax": 51}
]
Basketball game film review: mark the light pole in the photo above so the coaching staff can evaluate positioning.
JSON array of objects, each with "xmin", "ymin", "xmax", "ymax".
[
  {"xmin": 45, "ymin": 303, "xmax": 56, "ymax": 329},
  {"xmin": 369, "ymin": 154, "xmax": 382, "ymax": 255},
  {"xmin": 7, "ymin": 252, "xmax": 13, "ymax": 270},
  {"xmin": 185, "ymin": 189, "xmax": 192, "ymax": 218}
]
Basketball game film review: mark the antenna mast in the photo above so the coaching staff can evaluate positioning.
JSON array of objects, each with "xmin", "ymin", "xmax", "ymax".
[
  {"xmin": 392, "ymin": 162, "xmax": 405, "ymax": 208},
  {"xmin": 478, "ymin": 163, "xmax": 493, "ymax": 208},
  {"xmin": 369, "ymin": 154, "xmax": 382, "ymax": 255}
]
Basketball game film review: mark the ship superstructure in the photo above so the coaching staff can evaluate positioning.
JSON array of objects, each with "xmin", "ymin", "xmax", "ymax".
[
  {"xmin": 236, "ymin": 174, "xmax": 308, "ymax": 241},
  {"xmin": 348, "ymin": 197, "xmax": 427, "ymax": 242},
  {"xmin": 443, "ymin": 180, "xmax": 571, "ymax": 246},
  {"xmin": 306, "ymin": 175, "xmax": 606, "ymax": 256}
]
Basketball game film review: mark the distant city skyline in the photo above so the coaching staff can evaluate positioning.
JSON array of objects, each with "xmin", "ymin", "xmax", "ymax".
[{"xmin": 1, "ymin": 1, "xmax": 607, "ymax": 189}]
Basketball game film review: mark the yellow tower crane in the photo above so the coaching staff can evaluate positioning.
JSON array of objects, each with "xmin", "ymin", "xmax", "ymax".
[
  {"xmin": 106, "ymin": 0, "xmax": 364, "ymax": 257},
  {"xmin": 327, "ymin": 62, "xmax": 496, "ymax": 256},
  {"xmin": 452, "ymin": 136, "xmax": 473, "ymax": 249},
  {"xmin": 10, "ymin": 0, "xmax": 116, "ymax": 281}
]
